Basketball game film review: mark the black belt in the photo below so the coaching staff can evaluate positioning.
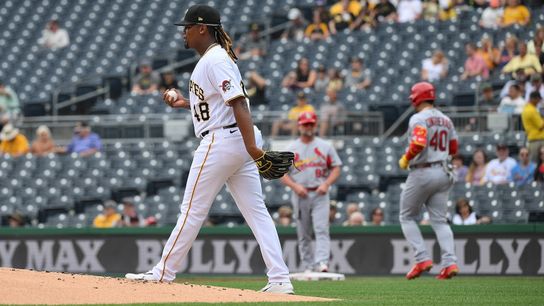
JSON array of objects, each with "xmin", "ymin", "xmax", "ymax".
[
  {"xmin": 411, "ymin": 161, "xmax": 443, "ymax": 169},
  {"xmin": 306, "ymin": 187, "xmax": 319, "ymax": 191},
  {"xmin": 200, "ymin": 123, "xmax": 237, "ymax": 138}
]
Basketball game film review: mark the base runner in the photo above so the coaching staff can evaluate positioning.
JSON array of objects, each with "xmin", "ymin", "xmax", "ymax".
[{"xmin": 398, "ymin": 82, "xmax": 459, "ymax": 280}]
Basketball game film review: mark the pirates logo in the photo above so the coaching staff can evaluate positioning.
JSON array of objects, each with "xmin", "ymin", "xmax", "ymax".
[{"xmin": 221, "ymin": 79, "xmax": 232, "ymax": 93}]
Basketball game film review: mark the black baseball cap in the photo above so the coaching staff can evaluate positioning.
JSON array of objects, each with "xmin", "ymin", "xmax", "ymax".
[{"xmin": 174, "ymin": 4, "xmax": 221, "ymax": 26}]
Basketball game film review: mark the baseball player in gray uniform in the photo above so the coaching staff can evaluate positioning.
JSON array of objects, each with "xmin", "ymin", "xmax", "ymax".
[
  {"xmin": 398, "ymin": 82, "xmax": 459, "ymax": 280},
  {"xmin": 280, "ymin": 111, "xmax": 342, "ymax": 273}
]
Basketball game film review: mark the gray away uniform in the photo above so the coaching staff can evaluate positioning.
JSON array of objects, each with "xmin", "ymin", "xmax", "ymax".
[
  {"xmin": 400, "ymin": 108, "xmax": 458, "ymax": 268},
  {"xmin": 286, "ymin": 137, "xmax": 342, "ymax": 270}
]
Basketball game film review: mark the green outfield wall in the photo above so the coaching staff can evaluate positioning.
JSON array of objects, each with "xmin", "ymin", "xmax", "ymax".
[{"xmin": 0, "ymin": 225, "xmax": 542, "ymax": 275}]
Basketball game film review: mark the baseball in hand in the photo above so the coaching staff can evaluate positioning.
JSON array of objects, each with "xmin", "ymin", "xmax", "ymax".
[{"xmin": 167, "ymin": 90, "xmax": 178, "ymax": 101}]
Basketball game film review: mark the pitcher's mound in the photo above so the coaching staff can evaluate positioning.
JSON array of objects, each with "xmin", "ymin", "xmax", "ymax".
[{"xmin": 0, "ymin": 268, "xmax": 334, "ymax": 304}]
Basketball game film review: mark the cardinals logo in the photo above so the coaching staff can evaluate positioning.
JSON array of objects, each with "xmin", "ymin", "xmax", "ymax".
[{"xmin": 221, "ymin": 80, "xmax": 232, "ymax": 93}]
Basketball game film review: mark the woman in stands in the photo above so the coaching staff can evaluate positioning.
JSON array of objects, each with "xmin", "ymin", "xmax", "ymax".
[
  {"xmin": 465, "ymin": 149, "xmax": 488, "ymax": 186},
  {"xmin": 30, "ymin": 125, "xmax": 55, "ymax": 156},
  {"xmin": 452, "ymin": 198, "xmax": 491, "ymax": 225}
]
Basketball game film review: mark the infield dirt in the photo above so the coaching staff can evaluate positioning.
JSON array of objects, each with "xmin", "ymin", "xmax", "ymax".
[{"xmin": 0, "ymin": 268, "xmax": 333, "ymax": 304}]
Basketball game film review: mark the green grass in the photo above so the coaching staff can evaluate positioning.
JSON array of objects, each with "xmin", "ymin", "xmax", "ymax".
[{"xmin": 174, "ymin": 276, "xmax": 544, "ymax": 305}]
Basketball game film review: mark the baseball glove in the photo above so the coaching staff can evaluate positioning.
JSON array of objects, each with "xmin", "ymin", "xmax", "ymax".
[{"xmin": 254, "ymin": 151, "xmax": 295, "ymax": 180}]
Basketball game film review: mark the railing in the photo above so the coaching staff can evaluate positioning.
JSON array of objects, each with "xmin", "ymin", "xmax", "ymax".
[{"xmin": 20, "ymin": 110, "xmax": 384, "ymax": 141}]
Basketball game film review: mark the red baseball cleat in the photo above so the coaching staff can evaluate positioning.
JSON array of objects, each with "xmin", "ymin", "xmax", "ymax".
[
  {"xmin": 436, "ymin": 264, "xmax": 459, "ymax": 280},
  {"xmin": 406, "ymin": 260, "xmax": 433, "ymax": 280}
]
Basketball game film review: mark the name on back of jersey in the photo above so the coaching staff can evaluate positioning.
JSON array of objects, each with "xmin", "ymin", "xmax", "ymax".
[
  {"xmin": 189, "ymin": 80, "xmax": 205, "ymax": 101},
  {"xmin": 425, "ymin": 116, "xmax": 452, "ymax": 129}
]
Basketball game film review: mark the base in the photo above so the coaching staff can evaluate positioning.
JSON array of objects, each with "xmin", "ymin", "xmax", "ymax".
[{"xmin": 289, "ymin": 271, "xmax": 346, "ymax": 281}]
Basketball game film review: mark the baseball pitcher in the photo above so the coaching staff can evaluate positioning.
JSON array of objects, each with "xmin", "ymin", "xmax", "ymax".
[
  {"xmin": 125, "ymin": 5, "xmax": 294, "ymax": 294},
  {"xmin": 398, "ymin": 82, "xmax": 459, "ymax": 280},
  {"xmin": 280, "ymin": 111, "xmax": 342, "ymax": 273}
]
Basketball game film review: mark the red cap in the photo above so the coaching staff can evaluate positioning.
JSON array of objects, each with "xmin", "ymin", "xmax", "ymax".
[
  {"xmin": 410, "ymin": 82, "xmax": 435, "ymax": 107},
  {"xmin": 298, "ymin": 111, "xmax": 317, "ymax": 125}
]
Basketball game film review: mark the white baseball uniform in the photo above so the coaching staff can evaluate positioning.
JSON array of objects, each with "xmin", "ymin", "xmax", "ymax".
[{"xmin": 149, "ymin": 44, "xmax": 290, "ymax": 283}]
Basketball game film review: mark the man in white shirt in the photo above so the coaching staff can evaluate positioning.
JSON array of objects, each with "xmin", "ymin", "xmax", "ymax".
[
  {"xmin": 38, "ymin": 20, "xmax": 70, "ymax": 49},
  {"xmin": 525, "ymin": 74, "xmax": 544, "ymax": 101},
  {"xmin": 485, "ymin": 144, "xmax": 518, "ymax": 184},
  {"xmin": 397, "ymin": 0, "xmax": 422, "ymax": 23},
  {"xmin": 498, "ymin": 83, "xmax": 526, "ymax": 114}
]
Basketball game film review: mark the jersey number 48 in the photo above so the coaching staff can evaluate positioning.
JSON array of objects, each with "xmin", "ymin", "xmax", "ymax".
[{"xmin": 193, "ymin": 102, "xmax": 210, "ymax": 122}]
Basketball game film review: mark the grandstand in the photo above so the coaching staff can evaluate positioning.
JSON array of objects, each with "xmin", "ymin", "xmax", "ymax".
[{"xmin": 0, "ymin": 0, "xmax": 543, "ymax": 228}]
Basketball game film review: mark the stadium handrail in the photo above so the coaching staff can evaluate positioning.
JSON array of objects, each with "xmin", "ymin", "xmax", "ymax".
[{"xmin": 0, "ymin": 224, "xmax": 542, "ymax": 236}]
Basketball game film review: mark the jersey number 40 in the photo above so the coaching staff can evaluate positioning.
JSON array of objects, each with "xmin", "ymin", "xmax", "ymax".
[{"xmin": 429, "ymin": 130, "xmax": 448, "ymax": 152}]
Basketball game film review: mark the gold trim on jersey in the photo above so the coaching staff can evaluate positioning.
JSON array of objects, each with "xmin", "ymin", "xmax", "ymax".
[
  {"xmin": 224, "ymin": 94, "xmax": 246, "ymax": 106},
  {"xmin": 203, "ymin": 43, "xmax": 219, "ymax": 56},
  {"xmin": 159, "ymin": 133, "xmax": 215, "ymax": 282}
]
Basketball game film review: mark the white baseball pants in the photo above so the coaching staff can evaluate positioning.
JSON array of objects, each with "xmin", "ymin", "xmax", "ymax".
[{"xmin": 150, "ymin": 127, "xmax": 290, "ymax": 283}]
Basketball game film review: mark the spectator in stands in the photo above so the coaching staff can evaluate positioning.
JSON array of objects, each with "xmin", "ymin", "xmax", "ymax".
[
  {"xmin": 527, "ymin": 26, "xmax": 544, "ymax": 57},
  {"xmin": 243, "ymin": 71, "xmax": 268, "ymax": 106},
  {"xmin": 281, "ymin": 8, "xmax": 307, "ymax": 42},
  {"xmin": 30, "ymin": 125, "xmax": 56, "ymax": 156},
  {"xmin": 7, "ymin": 213, "xmax": 25, "ymax": 228},
  {"xmin": 485, "ymin": 143, "xmax": 517, "ymax": 185},
  {"xmin": 368, "ymin": 207, "xmax": 385, "ymax": 226},
  {"xmin": 0, "ymin": 124, "xmax": 29, "ymax": 157},
  {"xmin": 396, "ymin": 0, "xmax": 422, "ymax": 23},
  {"xmin": 314, "ymin": 65, "xmax": 330, "ymax": 92},
  {"xmin": 329, "ymin": 201, "xmax": 341, "ymax": 225},
  {"xmin": 342, "ymin": 202, "xmax": 360, "ymax": 226},
  {"xmin": 534, "ymin": 146, "xmax": 544, "ymax": 182},
  {"xmin": 498, "ymin": 83, "xmax": 526, "ymax": 114},
  {"xmin": 452, "ymin": 154, "xmax": 468, "ymax": 182},
  {"xmin": 277, "ymin": 205, "xmax": 294, "ymax": 227},
  {"xmin": 500, "ymin": 0, "xmax": 530, "ymax": 28},
  {"xmin": 282, "ymin": 58, "xmax": 317, "ymax": 90},
  {"xmin": 497, "ymin": 35, "xmax": 518, "ymax": 69},
  {"xmin": 0, "ymin": 80, "xmax": 20, "ymax": 120},
  {"xmin": 479, "ymin": 82, "xmax": 499, "ymax": 109},
  {"xmin": 510, "ymin": 147, "xmax": 536, "ymax": 186},
  {"xmin": 329, "ymin": 0, "xmax": 361, "ymax": 34},
  {"xmin": 117, "ymin": 198, "xmax": 141, "ymax": 227},
  {"xmin": 478, "ymin": 35, "xmax": 500, "ymax": 71},
  {"xmin": 271, "ymin": 92, "xmax": 315, "ymax": 136},
  {"xmin": 422, "ymin": 0, "xmax": 439, "ymax": 21},
  {"xmin": 452, "ymin": 198, "xmax": 491, "ymax": 225},
  {"xmin": 522, "ymin": 91, "xmax": 544, "ymax": 162},
  {"xmin": 466, "ymin": 149, "xmax": 488, "ymax": 185},
  {"xmin": 500, "ymin": 68, "xmax": 527, "ymax": 98},
  {"xmin": 345, "ymin": 57, "xmax": 371, "ymax": 90},
  {"xmin": 479, "ymin": 0, "xmax": 503, "ymax": 29},
  {"xmin": 93, "ymin": 200, "xmax": 121, "ymax": 228},
  {"xmin": 461, "ymin": 42, "xmax": 489, "ymax": 80},
  {"xmin": 421, "ymin": 50, "xmax": 448, "ymax": 82},
  {"xmin": 346, "ymin": 211, "xmax": 365, "ymax": 226},
  {"xmin": 438, "ymin": 0, "xmax": 458, "ymax": 21},
  {"xmin": 525, "ymin": 74, "xmax": 544, "ymax": 101},
  {"xmin": 502, "ymin": 42, "xmax": 542, "ymax": 77},
  {"xmin": 350, "ymin": 1, "xmax": 376, "ymax": 30},
  {"xmin": 319, "ymin": 89, "xmax": 346, "ymax": 136},
  {"xmin": 159, "ymin": 71, "xmax": 180, "ymax": 94},
  {"xmin": 305, "ymin": 8, "xmax": 330, "ymax": 41},
  {"xmin": 373, "ymin": 0, "xmax": 397, "ymax": 23},
  {"xmin": 327, "ymin": 68, "xmax": 344, "ymax": 92},
  {"xmin": 38, "ymin": 19, "xmax": 69, "ymax": 49},
  {"xmin": 57, "ymin": 121, "xmax": 102, "ymax": 157},
  {"xmin": 235, "ymin": 23, "xmax": 266, "ymax": 60},
  {"xmin": 131, "ymin": 60, "xmax": 160, "ymax": 95}
]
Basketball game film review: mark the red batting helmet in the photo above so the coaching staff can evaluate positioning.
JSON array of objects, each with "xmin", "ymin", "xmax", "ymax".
[
  {"xmin": 409, "ymin": 82, "xmax": 435, "ymax": 107},
  {"xmin": 298, "ymin": 111, "xmax": 317, "ymax": 125}
]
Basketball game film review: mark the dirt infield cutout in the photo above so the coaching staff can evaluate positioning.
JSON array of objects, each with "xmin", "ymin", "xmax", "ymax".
[{"xmin": 0, "ymin": 268, "xmax": 333, "ymax": 304}]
